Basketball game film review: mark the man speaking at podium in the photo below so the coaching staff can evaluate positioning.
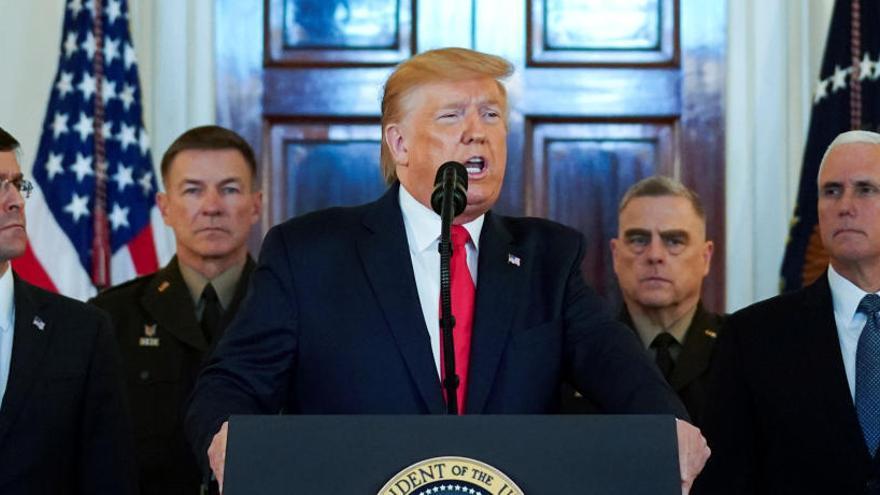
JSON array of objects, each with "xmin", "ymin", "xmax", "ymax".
[{"xmin": 186, "ymin": 47, "xmax": 709, "ymax": 492}]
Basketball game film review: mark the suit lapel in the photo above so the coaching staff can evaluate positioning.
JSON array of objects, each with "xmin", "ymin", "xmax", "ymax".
[
  {"xmin": 669, "ymin": 304, "xmax": 718, "ymax": 391},
  {"xmin": 0, "ymin": 278, "xmax": 51, "ymax": 444},
  {"xmin": 358, "ymin": 185, "xmax": 445, "ymax": 414},
  {"xmin": 140, "ymin": 257, "xmax": 207, "ymax": 352},
  {"xmin": 801, "ymin": 276, "xmax": 872, "ymax": 460},
  {"xmin": 465, "ymin": 212, "xmax": 526, "ymax": 413}
]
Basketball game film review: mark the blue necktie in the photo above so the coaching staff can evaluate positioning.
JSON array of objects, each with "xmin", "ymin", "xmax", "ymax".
[{"xmin": 856, "ymin": 294, "xmax": 880, "ymax": 457}]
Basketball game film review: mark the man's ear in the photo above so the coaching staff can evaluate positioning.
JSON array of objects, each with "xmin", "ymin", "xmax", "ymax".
[
  {"xmin": 156, "ymin": 191, "xmax": 171, "ymax": 226},
  {"xmin": 249, "ymin": 190, "xmax": 263, "ymax": 226},
  {"xmin": 384, "ymin": 123, "xmax": 408, "ymax": 167},
  {"xmin": 610, "ymin": 237, "xmax": 621, "ymax": 274},
  {"xmin": 702, "ymin": 240, "xmax": 715, "ymax": 276}
]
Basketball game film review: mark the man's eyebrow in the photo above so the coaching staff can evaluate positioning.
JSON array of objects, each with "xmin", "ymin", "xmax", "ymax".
[
  {"xmin": 853, "ymin": 179, "xmax": 880, "ymax": 187},
  {"xmin": 659, "ymin": 229, "xmax": 689, "ymax": 238},
  {"xmin": 436, "ymin": 100, "xmax": 466, "ymax": 111},
  {"xmin": 437, "ymin": 97, "xmax": 502, "ymax": 110},
  {"xmin": 0, "ymin": 172, "xmax": 23, "ymax": 180},
  {"xmin": 819, "ymin": 181, "xmax": 843, "ymax": 189},
  {"xmin": 623, "ymin": 228, "xmax": 651, "ymax": 236}
]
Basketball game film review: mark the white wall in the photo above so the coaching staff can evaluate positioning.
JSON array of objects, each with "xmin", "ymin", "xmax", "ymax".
[
  {"xmin": 0, "ymin": 0, "xmax": 68, "ymax": 165},
  {"xmin": 0, "ymin": 0, "xmax": 839, "ymax": 311},
  {"xmin": 0, "ymin": 0, "xmax": 215, "ymax": 262},
  {"xmin": 725, "ymin": 0, "xmax": 834, "ymax": 311}
]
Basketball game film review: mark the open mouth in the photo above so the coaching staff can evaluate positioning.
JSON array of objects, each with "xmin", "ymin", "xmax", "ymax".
[
  {"xmin": 834, "ymin": 229, "xmax": 865, "ymax": 237},
  {"xmin": 464, "ymin": 156, "xmax": 486, "ymax": 175}
]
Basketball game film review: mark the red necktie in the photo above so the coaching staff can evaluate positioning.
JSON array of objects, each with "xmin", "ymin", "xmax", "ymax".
[{"xmin": 440, "ymin": 224, "xmax": 475, "ymax": 414}]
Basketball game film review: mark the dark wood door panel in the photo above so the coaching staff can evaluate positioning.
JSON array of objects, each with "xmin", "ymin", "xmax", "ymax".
[
  {"xmin": 515, "ymin": 68, "xmax": 680, "ymax": 116},
  {"xmin": 264, "ymin": 68, "xmax": 392, "ymax": 116},
  {"xmin": 264, "ymin": 122, "xmax": 386, "ymax": 227},
  {"xmin": 265, "ymin": 0, "xmax": 415, "ymax": 66},
  {"xmin": 528, "ymin": 0, "xmax": 678, "ymax": 67},
  {"xmin": 525, "ymin": 120, "xmax": 676, "ymax": 307}
]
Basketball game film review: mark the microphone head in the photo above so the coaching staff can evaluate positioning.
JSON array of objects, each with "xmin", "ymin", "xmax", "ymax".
[{"xmin": 431, "ymin": 161, "xmax": 469, "ymax": 217}]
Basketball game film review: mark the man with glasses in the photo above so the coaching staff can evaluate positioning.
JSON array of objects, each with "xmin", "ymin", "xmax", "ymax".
[
  {"xmin": 563, "ymin": 176, "xmax": 721, "ymax": 426},
  {"xmin": 0, "ymin": 126, "xmax": 137, "ymax": 492}
]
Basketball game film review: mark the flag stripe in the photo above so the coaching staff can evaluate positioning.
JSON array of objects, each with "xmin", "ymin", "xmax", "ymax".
[
  {"xmin": 110, "ymin": 245, "xmax": 137, "ymax": 286},
  {"xmin": 129, "ymin": 219, "xmax": 159, "ymax": 274},
  {"xmin": 15, "ymin": 0, "xmax": 163, "ymax": 300},
  {"xmin": 23, "ymin": 180, "xmax": 96, "ymax": 298},
  {"xmin": 12, "ymin": 245, "xmax": 58, "ymax": 293}
]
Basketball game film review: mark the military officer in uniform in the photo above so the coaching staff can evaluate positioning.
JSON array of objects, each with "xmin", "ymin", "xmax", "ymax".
[
  {"xmin": 563, "ymin": 176, "xmax": 723, "ymax": 425},
  {"xmin": 91, "ymin": 125, "xmax": 262, "ymax": 495}
]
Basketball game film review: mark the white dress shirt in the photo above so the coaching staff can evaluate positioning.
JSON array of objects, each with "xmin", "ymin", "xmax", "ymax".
[
  {"xmin": 0, "ymin": 265, "xmax": 16, "ymax": 408},
  {"xmin": 399, "ymin": 185, "xmax": 483, "ymax": 376},
  {"xmin": 827, "ymin": 265, "xmax": 877, "ymax": 400}
]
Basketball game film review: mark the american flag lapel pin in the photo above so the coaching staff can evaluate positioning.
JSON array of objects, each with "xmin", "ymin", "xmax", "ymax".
[
  {"xmin": 33, "ymin": 316, "xmax": 46, "ymax": 331},
  {"xmin": 507, "ymin": 253, "xmax": 521, "ymax": 267}
]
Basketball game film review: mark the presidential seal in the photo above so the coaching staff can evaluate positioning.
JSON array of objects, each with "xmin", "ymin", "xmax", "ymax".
[{"xmin": 378, "ymin": 456, "xmax": 523, "ymax": 495}]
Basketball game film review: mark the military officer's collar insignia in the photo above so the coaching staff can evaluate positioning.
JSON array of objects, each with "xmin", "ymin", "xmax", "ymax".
[
  {"xmin": 33, "ymin": 316, "xmax": 46, "ymax": 331},
  {"xmin": 704, "ymin": 329, "xmax": 717, "ymax": 339},
  {"xmin": 158, "ymin": 281, "xmax": 171, "ymax": 293},
  {"xmin": 139, "ymin": 323, "xmax": 160, "ymax": 347}
]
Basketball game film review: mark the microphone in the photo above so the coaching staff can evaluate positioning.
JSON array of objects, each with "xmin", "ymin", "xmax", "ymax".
[
  {"xmin": 431, "ymin": 161, "xmax": 468, "ymax": 218},
  {"xmin": 431, "ymin": 161, "xmax": 468, "ymax": 414}
]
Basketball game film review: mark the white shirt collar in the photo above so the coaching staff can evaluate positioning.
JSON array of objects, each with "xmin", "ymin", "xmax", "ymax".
[
  {"xmin": 828, "ymin": 264, "xmax": 878, "ymax": 325},
  {"xmin": 398, "ymin": 183, "xmax": 484, "ymax": 253},
  {"xmin": 0, "ymin": 266, "xmax": 14, "ymax": 333}
]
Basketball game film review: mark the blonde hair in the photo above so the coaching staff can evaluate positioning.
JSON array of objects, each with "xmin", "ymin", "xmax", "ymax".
[{"xmin": 380, "ymin": 48, "xmax": 514, "ymax": 184}]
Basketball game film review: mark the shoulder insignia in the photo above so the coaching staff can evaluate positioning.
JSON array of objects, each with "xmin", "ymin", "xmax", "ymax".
[
  {"xmin": 91, "ymin": 272, "xmax": 152, "ymax": 299},
  {"xmin": 158, "ymin": 281, "xmax": 170, "ymax": 293},
  {"xmin": 704, "ymin": 329, "xmax": 717, "ymax": 339}
]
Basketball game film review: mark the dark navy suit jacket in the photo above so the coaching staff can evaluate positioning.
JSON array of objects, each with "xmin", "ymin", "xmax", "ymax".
[
  {"xmin": 186, "ymin": 184, "xmax": 686, "ymax": 462},
  {"xmin": 694, "ymin": 274, "xmax": 880, "ymax": 495},
  {"xmin": 0, "ymin": 277, "xmax": 137, "ymax": 494}
]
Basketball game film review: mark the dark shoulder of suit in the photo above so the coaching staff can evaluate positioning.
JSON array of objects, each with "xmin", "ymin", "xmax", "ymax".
[
  {"xmin": 90, "ymin": 257, "xmax": 254, "ymax": 495},
  {"xmin": 669, "ymin": 303, "xmax": 724, "ymax": 426},
  {"xmin": 558, "ymin": 302, "xmax": 724, "ymax": 425},
  {"xmin": 0, "ymin": 278, "xmax": 137, "ymax": 494},
  {"xmin": 694, "ymin": 277, "xmax": 880, "ymax": 495}
]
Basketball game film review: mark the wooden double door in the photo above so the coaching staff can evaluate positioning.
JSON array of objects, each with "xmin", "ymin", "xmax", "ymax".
[{"xmin": 215, "ymin": 0, "xmax": 726, "ymax": 310}]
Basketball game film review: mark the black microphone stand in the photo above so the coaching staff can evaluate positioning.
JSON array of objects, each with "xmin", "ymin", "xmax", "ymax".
[{"xmin": 438, "ymin": 167, "xmax": 460, "ymax": 415}]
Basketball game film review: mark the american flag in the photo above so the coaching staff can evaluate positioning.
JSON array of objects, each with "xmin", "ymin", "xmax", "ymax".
[
  {"xmin": 12, "ymin": 0, "xmax": 164, "ymax": 300},
  {"xmin": 781, "ymin": 0, "xmax": 880, "ymax": 291}
]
